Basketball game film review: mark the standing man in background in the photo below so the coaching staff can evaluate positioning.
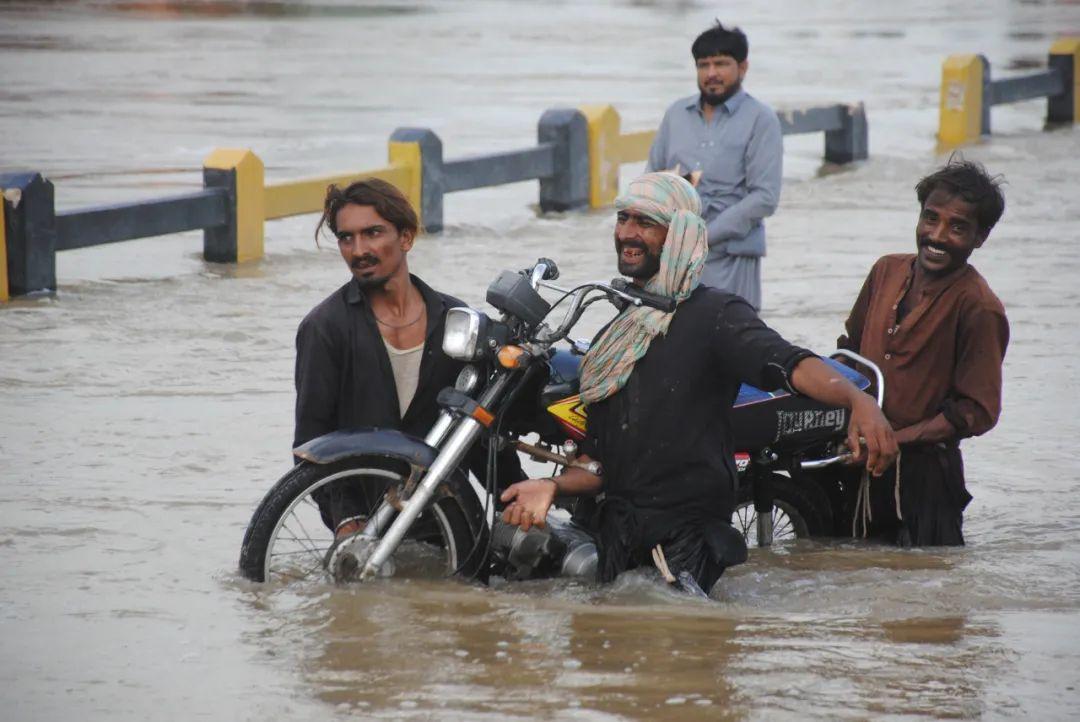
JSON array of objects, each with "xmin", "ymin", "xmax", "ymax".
[{"xmin": 647, "ymin": 21, "xmax": 782, "ymax": 311}]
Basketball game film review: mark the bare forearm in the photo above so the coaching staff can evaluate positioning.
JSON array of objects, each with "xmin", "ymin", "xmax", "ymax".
[
  {"xmin": 550, "ymin": 455, "xmax": 604, "ymax": 496},
  {"xmin": 790, "ymin": 357, "xmax": 864, "ymax": 409},
  {"xmin": 894, "ymin": 414, "xmax": 957, "ymax": 445},
  {"xmin": 790, "ymin": 356, "xmax": 898, "ymax": 475}
]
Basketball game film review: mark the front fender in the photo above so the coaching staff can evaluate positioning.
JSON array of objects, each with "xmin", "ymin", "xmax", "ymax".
[{"xmin": 292, "ymin": 428, "xmax": 437, "ymax": 468}]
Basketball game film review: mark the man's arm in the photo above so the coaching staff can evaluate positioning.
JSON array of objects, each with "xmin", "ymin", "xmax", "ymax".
[
  {"xmin": 941, "ymin": 306, "xmax": 1010, "ymax": 438},
  {"xmin": 705, "ymin": 110, "xmax": 783, "ymax": 245},
  {"xmin": 790, "ymin": 357, "xmax": 898, "ymax": 476},
  {"xmin": 891, "ymin": 305, "xmax": 1008, "ymax": 444},
  {"xmin": 293, "ymin": 319, "xmax": 340, "ymax": 450},
  {"xmin": 837, "ymin": 266, "xmax": 875, "ymax": 355},
  {"xmin": 499, "ymin": 458, "xmax": 603, "ymax": 532},
  {"xmin": 893, "ymin": 414, "xmax": 957, "ymax": 445},
  {"xmin": 704, "ymin": 295, "xmax": 897, "ymax": 475},
  {"xmin": 645, "ymin": 112, "xmax": 671, "ymax": 173}
]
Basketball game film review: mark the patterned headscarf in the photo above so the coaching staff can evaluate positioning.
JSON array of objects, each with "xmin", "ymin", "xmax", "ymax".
[{"xmin": 578, "ymin": 172, "xmax": 708, "ymax": 405}]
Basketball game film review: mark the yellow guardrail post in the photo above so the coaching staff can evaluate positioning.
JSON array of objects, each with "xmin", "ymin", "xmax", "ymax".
[
  {"xmin": 388, "ymin": 141, "xmax": 422, "ymax": 212},
  {"xmin": 0, "ymin": 193, "xmax": 8, "ymax": 303},
  {"xmin": 578, "ymin": 104, "xmax": 622, "ymax": 208},
  {"xmin": 1049, "ymin": 37, "xmax": 1080, "ymax": 124},
  {"xmin": 938, "ymin": 54, "xmax": 987, "ymax": 147},
  {"xmin": 203, "ymin": 148, "xmax": 264, "ymax": 263}
]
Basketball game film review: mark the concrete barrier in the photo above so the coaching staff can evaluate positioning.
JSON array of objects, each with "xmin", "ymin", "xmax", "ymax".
[
  {"xmin": 0, "ymin": 195, "xmax": 7, "ymax": 302},
  {"xmin": 577, "ymin": 102, "xmax": 868, "ymax": 208},
  {"xmin": 203, "ymin": 149, "xmax": 264, "ymax": 263},
  {"xmin": 938, "ymin": 37, "xmax": 1079, "ymax": 146},
  {"xmin": 0, "ymin": 173, "xmax": 57, "ymax": 297},
  {"xmin": 381, "ymin": 110, "xmax": 589, "ymax": 232},
  {"xmin": 1, "ymin": 100, "xmax": 864, "ymax": 299}
]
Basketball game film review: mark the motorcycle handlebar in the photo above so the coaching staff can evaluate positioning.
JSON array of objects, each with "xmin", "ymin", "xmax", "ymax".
[
  {"xmin": 531, "ymin": 275, "xmax": 676, "ymax": 344},
  {"xmin": 609, "ymin": 279, "xmax": 677, "ymax": 313}
]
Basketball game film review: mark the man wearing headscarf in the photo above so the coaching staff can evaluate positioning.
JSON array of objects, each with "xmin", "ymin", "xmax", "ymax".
[{"xmin": 501, "ymin": 172, "xmax": 896, "ymax": 593}]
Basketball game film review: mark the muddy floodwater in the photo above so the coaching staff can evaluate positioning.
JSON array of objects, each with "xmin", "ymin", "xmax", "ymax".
[{"xmin": 2, "ymin": 1, "xmax": 1080, "ymax": 719}]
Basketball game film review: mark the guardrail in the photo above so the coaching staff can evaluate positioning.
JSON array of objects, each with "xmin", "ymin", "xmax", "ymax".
[
  {"xmin": 578, "ymin": 102, "xmax": 867, "ymax": 207},
  {"xmin": 938, "ymin": 37, "xmax": 1079, "ymax": 146},
  {"xmin": 2, "ymin": 100, "xmax": 866, "ymax": 300}
]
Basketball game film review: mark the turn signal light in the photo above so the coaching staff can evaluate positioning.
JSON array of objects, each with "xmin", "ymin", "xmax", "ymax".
[{"xmin": 497, "ymin": 345, "xmax": 531, "ymax": 369}]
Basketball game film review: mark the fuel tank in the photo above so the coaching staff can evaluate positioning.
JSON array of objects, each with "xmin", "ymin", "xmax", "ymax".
[{"xmin": 542, "ymin": 348, "xmax": 872, "ymax": 450}]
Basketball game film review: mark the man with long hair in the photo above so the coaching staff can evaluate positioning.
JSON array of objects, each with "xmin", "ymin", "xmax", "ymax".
[{"xmin": 295, "ymin": 179, "xmax": 520, "ymax": 537}]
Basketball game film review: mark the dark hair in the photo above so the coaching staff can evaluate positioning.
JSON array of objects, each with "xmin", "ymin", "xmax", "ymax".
[
  {"xmin": 691, "ymin": 21, "xmax": 748, "ymax": 63},
  {"xmin": 916, "ymin": 157, "xmax": 1006, "ymax": 237},
  {"xmin": 315, "ymin": 177, "xmax": 419, "ymax": 242}
]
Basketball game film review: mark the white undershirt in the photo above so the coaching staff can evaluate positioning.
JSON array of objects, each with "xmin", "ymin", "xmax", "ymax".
[{"xmin": 383, "ymin": 339, "xmax": 425, "ymax": 418}]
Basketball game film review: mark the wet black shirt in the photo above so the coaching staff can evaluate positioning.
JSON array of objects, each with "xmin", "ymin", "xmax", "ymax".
[
  {"xmin": 580, "ymin": 286, "xmax": 813, "ymax": 521},
  {"xmin": 294, "ymin": 275, "xmax": 466, "ymax": 449},
  {"xmin": 294, "ymin": 275, "xmax": 524, "ymax": 492}
]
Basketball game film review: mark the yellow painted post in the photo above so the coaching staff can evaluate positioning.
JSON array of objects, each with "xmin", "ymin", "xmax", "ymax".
[
  {"xmin": 578, "ymin": 104, "xmax": 622, "ymax": 208},
  {"xmin": 938, "ymin": 54, "xmax": 985, "ymax": 147},
  {"xmin": 1049, "ymin": 37, "xmax": 1080, "ymax": 123},
  {"xmin": 203, "ymin": 148, "xmax": 264, "ymax": 263},
  {"xmin": 387, "ymin": 140, "xmax": 423, "ymax": 218},
  {"xmin": 0, "ymin": 195, "xmax": 8, "ymax": 303}
]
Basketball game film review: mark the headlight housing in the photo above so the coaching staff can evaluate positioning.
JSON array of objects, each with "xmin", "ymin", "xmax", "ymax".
[{"xmin": 442, "ymin": 308, "xmax": 487, "ymax": 361}]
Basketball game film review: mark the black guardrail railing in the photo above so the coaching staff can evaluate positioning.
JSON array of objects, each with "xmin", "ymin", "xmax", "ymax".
[
  {"xmin": 443, "ymin": 145, "xmax": 557, "ymax": 193},
  {"xmin": 55, "ymin": 189, "xmax": 228, "ymax": 251},
  {"xmin": 3, "ymin": 99, "xmax": 875, "ymax": 300}
]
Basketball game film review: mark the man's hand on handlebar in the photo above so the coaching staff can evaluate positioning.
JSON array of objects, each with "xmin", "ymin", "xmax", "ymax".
[
  {"xmin": 790, "ymin": 357, "xmax": 898, "ymax": 476},
  {"xmin": 845, "ymin": 393, "xmax": 899, "ymax": 477}
]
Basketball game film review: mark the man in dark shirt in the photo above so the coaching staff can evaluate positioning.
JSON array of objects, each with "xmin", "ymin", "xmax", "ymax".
[
  {"xmin": 838, "ymin": 159, "xmax": 1009, "ymax": 546},
  {"xmin": 295, "ymin": 178, "xmax": 519, "ymax": 536},
  {"xmin": 500, "ymin": 172, "xmax": 896, "ymax": 592}
]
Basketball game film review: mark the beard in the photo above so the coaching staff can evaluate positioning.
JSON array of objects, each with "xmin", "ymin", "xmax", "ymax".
[
  {"xmin": 354, "ymin": 274, "xmax": 390, "ymax": 289},
  {"xmin": 699, "ymin": 79, "xmax": 742, "ymax": 107},
  {"xmin": 351, "ymin": 254, "xmax": 391, "ymax": 288},
  {"xmin": 617, "ymin": 241, "xmax": 662, "ymax": 279}
]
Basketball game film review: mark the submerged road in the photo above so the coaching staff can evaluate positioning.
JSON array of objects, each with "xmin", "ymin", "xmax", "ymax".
[{"xmin": 2, "ymin": 1, "xmax": 1079, "ymax": 719}]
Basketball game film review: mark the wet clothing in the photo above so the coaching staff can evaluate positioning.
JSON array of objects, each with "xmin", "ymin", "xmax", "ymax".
[
  {"xmin": 590, "ymin": 496, "xmax": 749, "ymax": 591},
  {"xmin": 295, "ymin": 275, "xmax": 464, "ymax": 448},
  {"xmin": 580, "ymin": 285, "xmax": 813, "ymax": 588},
  {"xmin": 839, "ymin": 254, "xmax": 1008, "ymax": 435},
  {"xmin": 839, "ymin": 254, "xmax": 1008, "ymax": 545},
  {"xmin": 646, "ymin": 90, "xmax": 783, "ymax": 310},
  {"xmin": 864, "ymin": 443, "xmax": 971, "ymax": 546},
  {"xmin": 294, "ymin": 275, "xmax": 522, "ymax": 528}
]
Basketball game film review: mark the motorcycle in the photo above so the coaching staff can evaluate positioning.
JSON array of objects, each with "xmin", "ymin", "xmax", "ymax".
[{"xmin": 238, "ymin": 258, "xmax": 883, "ymax": 584}]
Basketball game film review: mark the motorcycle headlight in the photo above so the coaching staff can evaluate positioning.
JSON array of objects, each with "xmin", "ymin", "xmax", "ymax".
[{"xmin": 443, "ymin": 308, "xmax": 487, "ymax": 361}]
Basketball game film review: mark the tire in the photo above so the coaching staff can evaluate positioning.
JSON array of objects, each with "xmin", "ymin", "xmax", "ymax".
[
  {"xmin": 732, "ymin": 473, "xmax": 833, "ymax": 547},
  {"xmin": 239, "ymin": 456, "xmax": 488, "ymax": 583}
]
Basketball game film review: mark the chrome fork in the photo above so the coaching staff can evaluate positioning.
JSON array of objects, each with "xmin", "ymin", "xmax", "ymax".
[{"xmin": 359, "ymin": 374, "xmax": 512, "ymax": 579}]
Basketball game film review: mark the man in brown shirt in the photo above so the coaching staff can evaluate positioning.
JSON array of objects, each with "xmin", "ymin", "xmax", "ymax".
[{"xmin": 839, "ymin": 159, "xmax": 1009, "ymax": 546}]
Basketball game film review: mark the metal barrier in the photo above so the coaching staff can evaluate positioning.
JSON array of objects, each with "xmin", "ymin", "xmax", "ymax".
[
  {"xmin": 938, "ymin": 37, "xmax": 1079, "ymax": 146},
  {"xmin": 2, "ymin": 99, "xmax": 866, "ymax": 300},
  {"xmin": 577, "ymin": 102, "xmax": 867, "ymax": 207}
]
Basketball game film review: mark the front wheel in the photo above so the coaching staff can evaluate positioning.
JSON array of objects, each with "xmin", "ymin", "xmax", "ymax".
[
  {"xmin": 731, "ymin": 473, "xmax": 832, "ymax": 547},
  {"xmin": 239, "ymin": 457, "xmax": 487, "ymax": 583}
]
